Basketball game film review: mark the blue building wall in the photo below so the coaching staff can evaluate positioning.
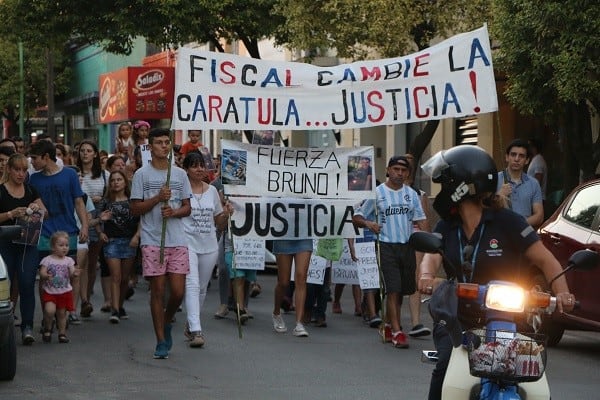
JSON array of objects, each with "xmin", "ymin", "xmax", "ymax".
[{"xmin": 66, "ymin": 37, "xmax": 147, "ymax": 152}]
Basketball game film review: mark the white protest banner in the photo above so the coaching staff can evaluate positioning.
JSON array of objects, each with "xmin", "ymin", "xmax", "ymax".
[
  {"xmin": 331, "ymin": 242, "xmax": 359, "ymax": 285},
  {"xmin": 221, "ymin": 140, "xmax": 375, "ymax": 199},
  {"xmin": 232, "ymin": 237, "xmax": 266, "ymax": 270},
  {"xmin": 229, "ymin": 196, "xmax": 359, "ymax": 239},
  {"xmin": 354, "ymin": 241, "xmax": 379, "ymax": 290},
  {"xmin": 171, "ymin": 26, "xmax": 497, "ymax": 131},
  {"xmin": 306, "ymin": 255, "xmax": 328, "ymax": 285}
]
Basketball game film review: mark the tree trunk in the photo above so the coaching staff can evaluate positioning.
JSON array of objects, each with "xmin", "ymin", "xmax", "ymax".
[
  {"xmin": 408, "ymin": 120, "xmax": 440, "ymax": 165},
  {"xmin": 561, "ymin": 101, "xmax": 595, "ymax": 194}
]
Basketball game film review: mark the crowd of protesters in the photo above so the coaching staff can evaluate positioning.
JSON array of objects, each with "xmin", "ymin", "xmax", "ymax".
[
  {"xmin": 0, "ymin": 124, "xmax": 442, "ymax": 360},
  {"xmin": 3, "ymin": 124, "xmax": 558, "ymax": 362}
]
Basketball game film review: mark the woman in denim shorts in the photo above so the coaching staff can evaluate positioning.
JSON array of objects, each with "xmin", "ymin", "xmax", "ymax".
[
  {"xmin": 271, "ymin": 238, "xmax": 313, "ymax": 337},
  {"xmin": 98, "ymin": 170, "xmax": 140, "ymax": 323}
]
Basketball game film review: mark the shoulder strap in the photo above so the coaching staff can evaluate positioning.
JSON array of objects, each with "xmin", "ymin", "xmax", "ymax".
[
  {"xmin": 25, "ymin": 183, "xmax": 34, "ymax": 198},
  {"xmin": 102, "ymin": 170, "xmax": 108, "ymax": 197},
  {"xmin": 503, "ymin": 169, "xmax": 509, "ymax": 184}
]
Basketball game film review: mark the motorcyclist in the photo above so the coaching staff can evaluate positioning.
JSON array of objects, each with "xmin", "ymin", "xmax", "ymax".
[{"xmin": 417, "ymin": 145, "xmax": 574, "ymax": 400}]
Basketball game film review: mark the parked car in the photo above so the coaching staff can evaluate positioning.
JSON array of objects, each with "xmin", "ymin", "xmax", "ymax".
[
  {"xmin": 0, "ymin": 226, "xmax": 19, "ymax": 380},
  {"xmin": 265, "ymin": 240, "xmax": 277, "ymax": 269},
  {"xmin": 535, "ymin": 178, "xmax": 600, "ymax": 346}
]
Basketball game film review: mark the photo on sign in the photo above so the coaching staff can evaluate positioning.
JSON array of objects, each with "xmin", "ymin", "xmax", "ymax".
[
  {"xmin": 221, "ymin": 149, "xmax": 247, "ymax": 185},
  {"xmin": 347, "ymin": 155, "xmax": 373, "ymax": 191},
  {"xmin": 251, "ymin": 130, "xmax": 275, "ymax": 146}
]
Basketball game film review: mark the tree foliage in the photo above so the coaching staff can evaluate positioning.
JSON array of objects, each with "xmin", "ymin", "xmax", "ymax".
[
  {"xmin": 273, "ymin": 0, "xmax": 491, "ymax": 163},
  {"xmin": 274, "ymin": 0, "xmax": 491, "ymax": 59},
  {"xmin": 0, "ymin": 1, "xmax": 73, "ymax": 118},
  {"xmin": 492, "ymin": 0, "xmax": 600, "ymax": 189},
  {"xmin": 492, "ymin": 1, "xmax": 600, "ymax": 120},
  {"xmin": 0, "ymin": 0, "xmax": 283, "ymax": 130},
  {"xmin": 2, "ymin": 0, "xmax": 283, "ymax": 59}
]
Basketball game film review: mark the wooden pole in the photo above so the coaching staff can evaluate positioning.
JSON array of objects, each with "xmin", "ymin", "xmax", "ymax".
[{"xmin": 159, "ymin": 130, "xmax": 174, "ymax": 264}]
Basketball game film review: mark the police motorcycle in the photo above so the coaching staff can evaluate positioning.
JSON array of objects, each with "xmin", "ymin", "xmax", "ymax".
[
  {"xmin": 410, "ymin": 231, "xmax": 599, "ymax": 400},
  {"xmin": 0, "ymin": 225, "xmax": 23, "ymax": 380}
]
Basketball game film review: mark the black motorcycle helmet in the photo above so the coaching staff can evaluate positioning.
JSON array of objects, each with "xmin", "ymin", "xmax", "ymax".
[{"xmin": 421, "ymin": 145, "xmax": 498, "ymax": 220}]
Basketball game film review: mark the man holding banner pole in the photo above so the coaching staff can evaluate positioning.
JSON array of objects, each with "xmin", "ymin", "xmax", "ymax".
[
  {"xmin": 353, "ymin": 156, "xmax": 429, "ymax": 348},
  {"xmin": 130, "ymin": 128, "xmax": 192, "ymax": 359}
]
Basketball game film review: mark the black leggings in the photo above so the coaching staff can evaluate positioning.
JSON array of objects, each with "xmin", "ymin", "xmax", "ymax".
[{"xmin": 428, "ymin": 322, "xmax": 454, "ymax": 400}]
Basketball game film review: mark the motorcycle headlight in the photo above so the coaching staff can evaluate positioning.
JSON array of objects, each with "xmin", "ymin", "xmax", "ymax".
[{"xmin": 485, "ymin": 283, "xmax": 525, "ymax": 312}]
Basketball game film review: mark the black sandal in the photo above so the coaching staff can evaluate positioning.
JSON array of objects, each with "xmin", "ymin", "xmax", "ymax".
[
  {"xmin": 58, "ymin": 334, "xmax": 70, "ymax": 344},
  {"xmin": 42, "ymin": 329, "xmax": 52, "ymax": 343}
]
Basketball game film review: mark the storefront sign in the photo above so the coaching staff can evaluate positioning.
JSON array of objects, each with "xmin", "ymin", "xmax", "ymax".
[{"xmin": 98, "ymin": 66, "xmax": 175, "ymax": 123}]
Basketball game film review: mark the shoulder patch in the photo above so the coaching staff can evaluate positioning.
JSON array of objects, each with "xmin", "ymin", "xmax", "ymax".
[{"xmin": 520, "ymin": 225, "xmax": 534, "ymax": 237}]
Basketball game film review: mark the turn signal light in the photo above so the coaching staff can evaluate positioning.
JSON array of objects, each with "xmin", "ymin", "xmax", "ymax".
[
  {"xmin": 527, "ymin": 291, "xmax": 551, "ymax": 308},
  {"xmin": 457, "ymin": 283, "xmax": 479, "ymax": 300}
]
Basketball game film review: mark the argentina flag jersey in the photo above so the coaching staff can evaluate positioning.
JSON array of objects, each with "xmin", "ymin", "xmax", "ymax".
[{"xmin": 355, "ymin": 183, "xmax": 425, "ymax": 244}]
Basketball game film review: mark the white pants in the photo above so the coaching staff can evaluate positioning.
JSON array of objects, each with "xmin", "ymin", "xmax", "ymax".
[{"xmin": 185, "ymin": 250, "xmax": 219, "ymax": 332}]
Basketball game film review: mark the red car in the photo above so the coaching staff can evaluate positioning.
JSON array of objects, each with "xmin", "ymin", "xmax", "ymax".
[{"xmin": 536, "ymin": 178, "xmax": 600, "ymax": 346}]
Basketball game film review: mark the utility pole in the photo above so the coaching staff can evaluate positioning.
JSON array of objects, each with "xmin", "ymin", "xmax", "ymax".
[
  {"xmin": 19, "ymin": 42, "xmax": 24, "ymax": 138},
  {"xmin": 46, "ymin": 48, "xmax": 55, "ymax": 140}
]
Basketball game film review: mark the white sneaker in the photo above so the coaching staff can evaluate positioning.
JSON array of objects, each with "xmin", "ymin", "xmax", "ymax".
[
  {"xmin": 272, "ymin": 314, "xmax": 287, "ymax": 333},
  {"xmin": 293, "ymin": 323, "xmax": 309, "ymax": 337}
]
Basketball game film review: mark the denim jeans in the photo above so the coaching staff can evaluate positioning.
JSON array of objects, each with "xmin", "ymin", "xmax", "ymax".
[{"xmin": 0, "ymin": 240, "xmax": 39, "ymax": 332}]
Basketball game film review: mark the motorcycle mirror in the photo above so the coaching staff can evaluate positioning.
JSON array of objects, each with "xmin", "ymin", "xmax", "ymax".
[
  {"xmin": 409, "ymin": 231, "xmax": 463, "ymax": 280},
  {"xmin": 567, "ymin": 249, "xmax": 600, "ymax": 271},
  {"xmin": 548, "ymin": 249, "xmax": 600, "ymax": 288},
  {"xmin": 409, "ymin": 231, "xmax": 444, "ymax": 254}
]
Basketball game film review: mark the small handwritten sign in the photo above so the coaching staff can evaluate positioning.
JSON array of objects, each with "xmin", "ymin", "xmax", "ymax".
[
  {"xmin": 354, "ymin": 242, "xmax": 379, "ymax": 289},
  {"xmin": 232, "ymin": 238, "xmax": 266, "ymax": 270},
  {"xmin": 331, "ymin": 242, "xmax": 359, "ymax": 285},
  {"xmin": 306, "ymin": 255, "xmax": 328, "ymax": 285}
]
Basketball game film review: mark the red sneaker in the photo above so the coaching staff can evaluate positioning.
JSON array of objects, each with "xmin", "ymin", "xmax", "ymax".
[
  {"xmin": 392, "ymin": 331, "xmax": 409, "ymax": 348},
  {"xmin": 380, "ymin": 324, "xmax": 392, "ymax": 343}
]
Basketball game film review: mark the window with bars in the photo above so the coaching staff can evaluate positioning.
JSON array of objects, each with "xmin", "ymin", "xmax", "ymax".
[{"xmin": 455, "ymin": 116, "xmax": 479, "ymax": 145}]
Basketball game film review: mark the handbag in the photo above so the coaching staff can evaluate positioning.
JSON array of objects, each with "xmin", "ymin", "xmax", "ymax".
[{"xmin": 428, "ymin": 279, "xmax": 463, "ymax": 347}]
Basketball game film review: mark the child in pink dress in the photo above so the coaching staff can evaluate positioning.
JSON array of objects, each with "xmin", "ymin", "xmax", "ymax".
[{"xmin": 39, "ymin": 231, "xmax": 78, "ymax": 343}]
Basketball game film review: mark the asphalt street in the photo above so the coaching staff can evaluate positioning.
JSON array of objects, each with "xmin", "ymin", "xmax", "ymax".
[{"xmin": 3, "ymin": 272, "xmax": 600, "ymax": 400}]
